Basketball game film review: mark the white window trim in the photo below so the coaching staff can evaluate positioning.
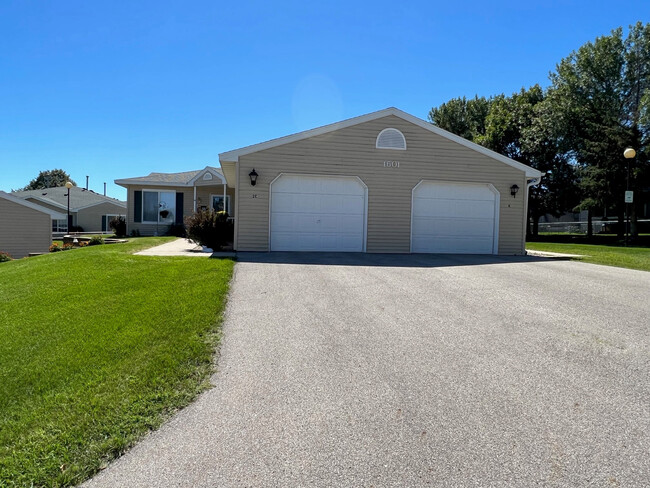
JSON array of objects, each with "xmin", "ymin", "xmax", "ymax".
[
  {"xmin": 375, "ymin": 127, "xmax": 407, "ymax": 150},
  {"xmin": 141, "ymin": 189, "xmax": 177, "ymax": 224},
  {"xmin": 210, "ymin": 194, "xmax": 231, "ymax": 214}
]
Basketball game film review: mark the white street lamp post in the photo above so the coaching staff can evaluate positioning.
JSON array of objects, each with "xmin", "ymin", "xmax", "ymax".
[{"xmin": 623, "ymin": 148, "xmax": 636, "ymax": 246}]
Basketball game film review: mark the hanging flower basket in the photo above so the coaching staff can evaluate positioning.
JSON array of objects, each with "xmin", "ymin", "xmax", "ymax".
[{"xmin": 159, "ymin": 210, "xmax": 170, "ymax": 219}]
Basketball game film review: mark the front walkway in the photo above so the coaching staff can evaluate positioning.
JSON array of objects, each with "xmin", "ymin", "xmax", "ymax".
[{"xmin": 134, "ymin": 238, "xmax": 212, "ymax": 257}]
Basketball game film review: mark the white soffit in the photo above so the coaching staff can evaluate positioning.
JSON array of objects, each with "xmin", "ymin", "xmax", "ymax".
[{"xmin": 218, "ymin": 107, "xmax": 543, "ymax": 178}]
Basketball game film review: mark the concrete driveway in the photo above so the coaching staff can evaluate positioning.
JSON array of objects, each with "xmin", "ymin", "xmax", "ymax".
[{"xmin": 85, "ymin": 253, "xmax": 650, "ymax": 487}]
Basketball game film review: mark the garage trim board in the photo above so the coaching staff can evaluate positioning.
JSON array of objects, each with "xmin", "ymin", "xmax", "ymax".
[{"xmin": 269, "ymin": 173, "xmax": 368, "ymax": 252}]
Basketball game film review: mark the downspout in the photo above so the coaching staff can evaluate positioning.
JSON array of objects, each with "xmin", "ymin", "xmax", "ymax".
[
  {"xmin": 193, "ymin": 186, "xmax": 197, "ymax": 212},
  {"xmin": 523, "ymin": 175, "xmax": 543, "ymax": 254}
]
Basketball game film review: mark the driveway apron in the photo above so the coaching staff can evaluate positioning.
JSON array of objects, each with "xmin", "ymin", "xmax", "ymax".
[{"xmin": 84, "ymin": 253, "xmax": 650, "ymax": 487}]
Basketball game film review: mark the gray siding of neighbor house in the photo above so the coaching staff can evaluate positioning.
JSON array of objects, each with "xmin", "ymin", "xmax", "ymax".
[
  {"xmin": 0, "ymin": 200, "xmax": 52, "ymax": 258},
  {"xmin": 24, "ymin": 198, "xmax": 76, "ymax": 225},
  {"xmin": 76, "ymin": 202, "xmax": 126, "ymax": 232},
  {"xmin": 234, "ymin": 114, "xmax": 527, "ymax": 254},
  {"xmin": 125, "ymin": 185, "xmax": 235, "ymax": 236}
]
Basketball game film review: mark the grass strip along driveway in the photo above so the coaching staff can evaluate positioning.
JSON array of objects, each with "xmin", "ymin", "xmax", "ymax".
[
  {"xmin": 527, "ymin": 242, "xmax": 650, "ymax": 271},
  {"xmin": 0, "ymin": 238, "xmax": 233, "ymax": 487}
]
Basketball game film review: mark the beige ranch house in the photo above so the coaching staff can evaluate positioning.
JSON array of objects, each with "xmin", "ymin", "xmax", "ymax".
[
  {"xmin": 218, "ymin": 107, "xmax": 542, "ymax": 255},
  {"xmin": 117, "ymin": 108, "xmax": 542, "ymax": 254},
  {"xmin": 115, "ymin": 167, "xmax": 234, "ymax": 236}
]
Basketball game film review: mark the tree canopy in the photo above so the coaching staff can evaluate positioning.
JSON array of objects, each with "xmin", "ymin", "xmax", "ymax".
[
  {"xmin": 18, "ymin": 169, "xmax": 76, "ymax": 191},
  {"xmin": 428, "ymin": 22, "xmax": 650, "ymax": 237}
]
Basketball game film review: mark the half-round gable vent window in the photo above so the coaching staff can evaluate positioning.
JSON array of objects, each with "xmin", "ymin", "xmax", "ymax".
[{"xmin": 376, "ymin": 128, "xmax": 406, "ymax": 150}]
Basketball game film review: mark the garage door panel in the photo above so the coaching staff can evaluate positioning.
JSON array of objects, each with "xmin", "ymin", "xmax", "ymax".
[
  {"xmin": 413, "ymin": 198, "xmax": 495, "ymax": 219},
  {"xmin": 413, "ymin": 217, "xmax": 495, "ymax": 238},
  {"xmin": 412, "ymin": 235, "xmax": 494, "ymax": 254},
  {"xmin": 271, "ymin": 175, "xmax": 366, "ymax": 252},
  {"xmin": 412, "ymin": 182, "xmax": 498, "ymax": 254}
]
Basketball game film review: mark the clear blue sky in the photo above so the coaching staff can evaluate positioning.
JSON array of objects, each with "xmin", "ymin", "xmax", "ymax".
[{"xmin": 1, "ymin": 0, "xmax": 646, "ymax": 200}]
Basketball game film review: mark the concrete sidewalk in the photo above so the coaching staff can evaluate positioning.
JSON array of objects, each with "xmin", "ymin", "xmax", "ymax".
[{"xmin": 134, "ymin": 238, "xmax": 214, "ymax": 257}]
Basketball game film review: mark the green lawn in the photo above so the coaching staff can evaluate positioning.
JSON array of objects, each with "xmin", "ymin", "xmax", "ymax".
[
  {"xmin": 526, "ymin": 242, "xmax": 650, "ymax": 271},
  {"xmin": 0, "ymin": 238, "xmax": 234, "ymax": 487}
]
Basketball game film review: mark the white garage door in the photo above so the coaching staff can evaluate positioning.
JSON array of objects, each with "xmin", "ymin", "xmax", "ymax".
[
  {"xmin": 411, "ymin": 181, "xmax": 499, "ymax": 254},
  {"xmin": 270, "ymin": 174, "xmax": 366, "ymax": 252}
]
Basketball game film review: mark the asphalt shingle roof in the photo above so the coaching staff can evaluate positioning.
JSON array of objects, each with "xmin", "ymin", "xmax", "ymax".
[{"xmin": 11, "ymin": 187, "xmax": 126, "ymax": 211}]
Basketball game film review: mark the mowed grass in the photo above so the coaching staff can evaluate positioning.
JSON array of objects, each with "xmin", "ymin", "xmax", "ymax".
[
  {"xmin": 0, "ymin": 238, "xmax": 234, "ymax": 487},
  {"xmin": 526, "ymin": 241, "xmax": 650, "ymax": 271}
]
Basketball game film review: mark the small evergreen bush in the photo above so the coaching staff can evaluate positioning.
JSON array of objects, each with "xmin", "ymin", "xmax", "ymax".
[
  {"xmin": 185, "ymin": 210, "xmax": 233, "ymax": 251},
  {"xmin": 109, "ymin": 216, "xmax": 127, "ymax": 237},
  {"xmin": 88, "ymin": 236, "xmax": 104, "ymax": 246}
]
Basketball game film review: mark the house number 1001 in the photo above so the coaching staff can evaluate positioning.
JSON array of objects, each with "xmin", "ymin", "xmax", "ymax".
[{"xmin": 383, "ymin": 161, "xmax": 400, "ymax": 168}]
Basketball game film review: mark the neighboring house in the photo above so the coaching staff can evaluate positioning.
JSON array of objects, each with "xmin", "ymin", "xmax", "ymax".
[
  {"xmin": 115, "ymin": 166, "xmax": 233, "ymax": 236},
  {"xmin": 11, "ymin": 187, "xmax": 126, "ymax": 233},
  {"xmin": 218, "ymin": 107, "xmax": 543, "ymax": 255},
  {"xmin": 0, "ymin": 191, "xmax": 66, "ymax": 258}
]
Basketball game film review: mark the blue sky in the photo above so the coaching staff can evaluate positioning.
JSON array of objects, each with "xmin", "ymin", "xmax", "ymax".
[{"xmin": 1, "ymin": 1, "xmax": 647, "ymax": 200}]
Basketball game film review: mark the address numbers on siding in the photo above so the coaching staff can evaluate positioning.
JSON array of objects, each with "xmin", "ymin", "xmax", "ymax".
[{"xmin": 383, "ymin": 161, "xmax": 400, "ymax": 168}]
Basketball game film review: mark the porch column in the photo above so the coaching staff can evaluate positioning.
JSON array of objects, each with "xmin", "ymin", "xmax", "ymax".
[
  {"xmin": 193, "ymin": 186, "xmax": 197, "ymax": 212},
  {"xmin": 223, "ymin": 183, "xmax": 227, "ymax": 214}
]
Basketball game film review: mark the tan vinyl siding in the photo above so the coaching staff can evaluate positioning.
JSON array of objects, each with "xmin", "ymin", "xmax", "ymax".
[
  {"xmin": 76, "ymin": 202, "xmax": 126, "ymax": 232},
  {"xmin": 235, "ymin": 115, "xmax": 527, "ymax": 254},
  {"xmin": 125, "ymin": 185, "xmax": 234, "ymax": 236},
  {"xmin": 0, "ymin": 200, "xmax": 52, "ymax": 258}
]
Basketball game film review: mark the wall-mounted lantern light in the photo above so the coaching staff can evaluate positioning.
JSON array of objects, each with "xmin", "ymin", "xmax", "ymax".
[
  {"xmin": 249, "ymin": 169, "xmax": 259, "ymax": 186},
  {"xmin": 510, "ymin": 184, "xmax": 519, "ymax": 198}
]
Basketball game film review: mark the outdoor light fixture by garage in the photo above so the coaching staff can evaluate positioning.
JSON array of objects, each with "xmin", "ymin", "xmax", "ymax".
[
  {"xmin": 510, "ymin": 184, "xmax": 519, "ymax": 197},
  {"xmin": 249, "ymin": 169, "xmax": 259, "ymax": 186},
  {"xmin": 65, "ymin": 181, "xmax": 73, "ymax": 232}
]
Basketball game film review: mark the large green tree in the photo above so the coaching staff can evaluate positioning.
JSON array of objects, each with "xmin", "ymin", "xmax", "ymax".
[
  {"xmin": 546, "ymin": 22, "xmax": 650, "ymax": 237},
  {"xmin": 430, "ymin": 86, "xmax": 577, "ymax": 236},
  {"xmin": 18, "ymin": 169, "xmax": 76, "ymax": 191},
  {"xmin": 428, "ymin": 95, "xmax": 492, "ymax": 142}
]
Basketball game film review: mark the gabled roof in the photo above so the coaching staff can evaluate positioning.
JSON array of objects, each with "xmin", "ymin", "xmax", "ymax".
[
  {"xmin": 0, "ymin": 191, "xmax": 67, "ymax": 219},
  {"xmin": 11, "ymin": 186, "xmax": 126, "ymax": 212},
  {"xmin": 218, "ymin": 107, "xmax": 544, "ymax": 178},
  {"xmin": 115, "ymin": 166, "xmax": 226, "ymax": 187}
]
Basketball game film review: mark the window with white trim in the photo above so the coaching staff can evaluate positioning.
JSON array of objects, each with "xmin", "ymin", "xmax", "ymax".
[
  {"xmin": 52, "ymin": 219, "xmax": 67, "ymax": 232},
  {"xmin": 142, "ymin": 191, "xmax": 176, "ymax": 223},
  {"xmin": 376, "ymin": 128, "xmax": 406, "ymax": 150},
  {"xmin": 211, "ymin": 194, "xmax": 231, "ymax": 215}
]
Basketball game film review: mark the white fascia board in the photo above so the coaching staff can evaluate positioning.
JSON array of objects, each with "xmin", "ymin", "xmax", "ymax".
[
  {"xmin": 0, "ymin": 191, "xmax": 67, "ymax": 219},
  {"xmin": 115, "ymin": 179, "xmax": 191, "ymax": 188},
  {"xmin": 218, "ymin": 107, "xmax": 543, "ymax": 178},
  {"xmin": 187, "ymin": 166, "xmax": 226, "ymax": 185}
]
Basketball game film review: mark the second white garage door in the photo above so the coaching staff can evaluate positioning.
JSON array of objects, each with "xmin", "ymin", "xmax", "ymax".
[
  {"xmin": 270, "ymin": 174, "xmax": 366, "ymax": 252},
  {"xmin": 411, "ymin": 181, "xmax": 499, "ymax": 254}
]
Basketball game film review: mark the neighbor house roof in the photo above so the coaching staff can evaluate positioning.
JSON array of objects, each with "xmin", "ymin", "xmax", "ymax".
[
  {"xmin": 115, "ymin": 166, "xmax": 226, "ymax": 188},
  {"xmin": 0, "ymin": 191, "xmax": 67, "ymax": 219},
  {"xmin": 218, "ymin": 107, "xmax": 544, "ymax": 179},
  {"xmin": 11, "ymin": 187, "xmax": 126, "ymax": 212}
]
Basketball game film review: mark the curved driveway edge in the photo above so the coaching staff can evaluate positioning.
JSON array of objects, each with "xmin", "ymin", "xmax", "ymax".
[{"xmin": 84, "ymin": 254, "xmax": 650, "ymax": 487}]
